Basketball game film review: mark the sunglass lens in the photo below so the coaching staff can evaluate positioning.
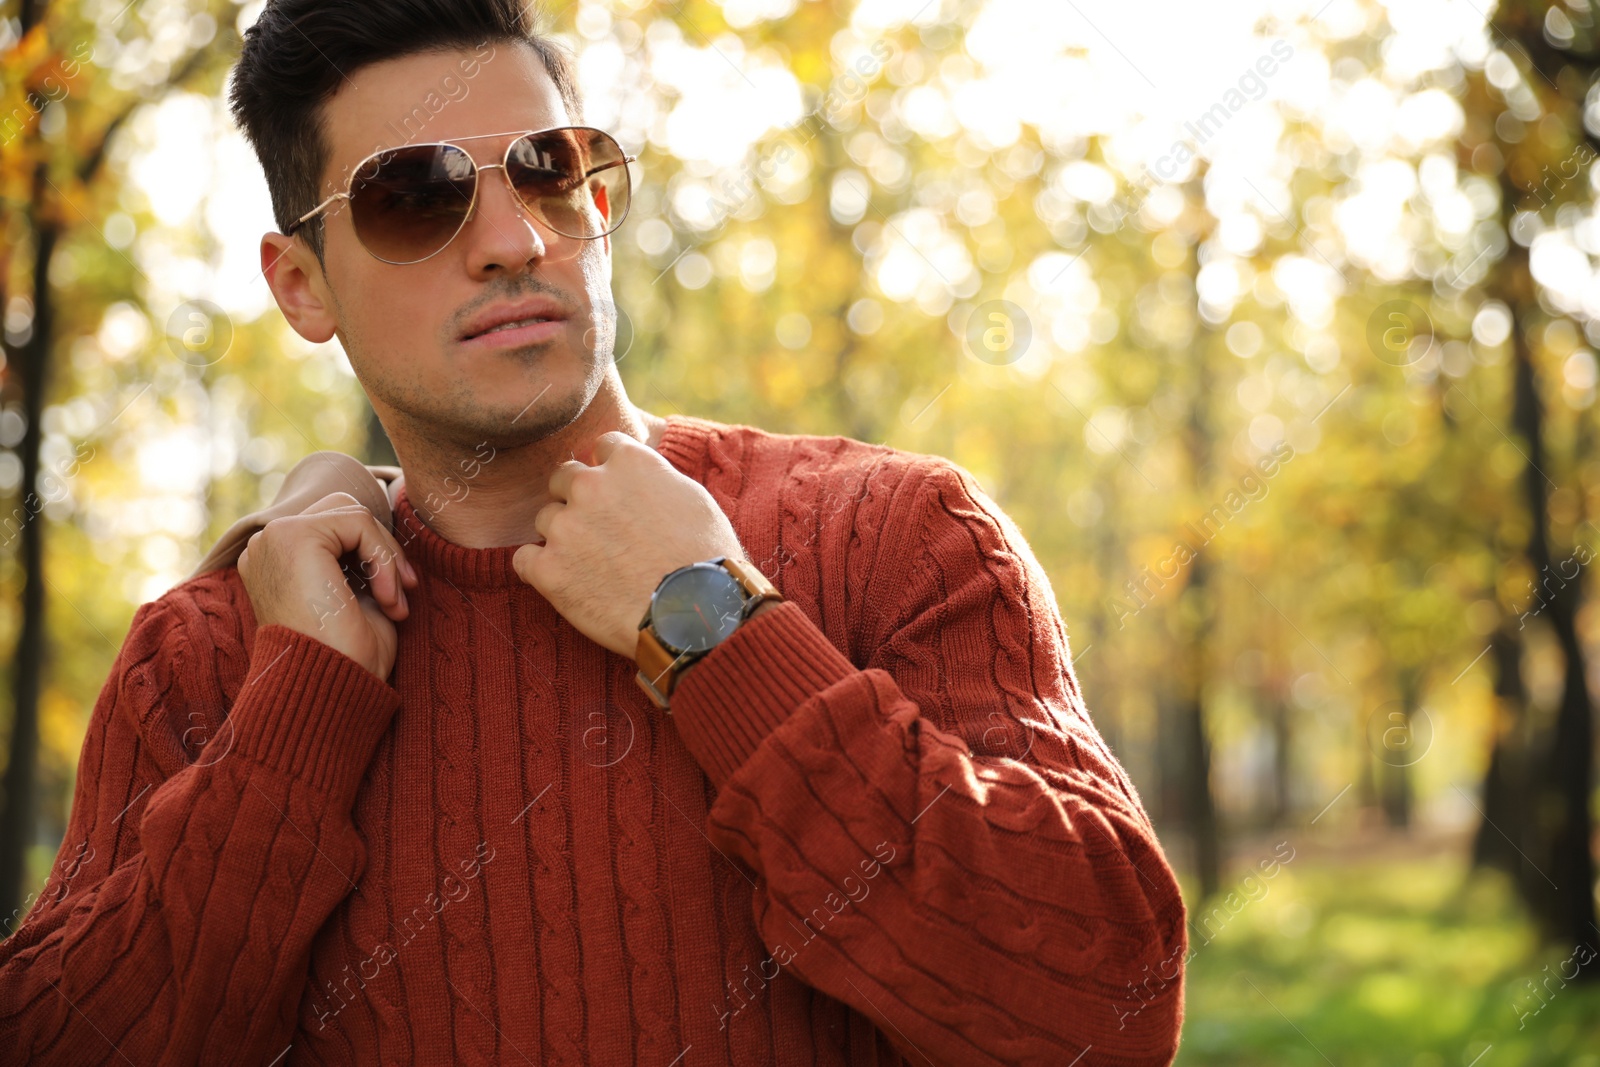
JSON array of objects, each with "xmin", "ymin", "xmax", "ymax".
[
  {"xmin": 506, "ymin": 128, "xmax": 631, "ymax": 240},
  {"xmin": 349, "ymin": 144, "xmax": 476, "ymax": 263}
]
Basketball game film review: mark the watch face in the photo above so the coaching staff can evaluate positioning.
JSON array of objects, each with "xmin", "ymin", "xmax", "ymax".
[{"xmin": 653, "ymin": 564, "xmax": 747, "ymax": 655}]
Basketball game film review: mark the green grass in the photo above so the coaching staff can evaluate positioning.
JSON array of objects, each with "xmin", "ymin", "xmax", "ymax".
[{"xmin": 1175, "ymin": 839, "xmax": 1600, "ymax": 1066}]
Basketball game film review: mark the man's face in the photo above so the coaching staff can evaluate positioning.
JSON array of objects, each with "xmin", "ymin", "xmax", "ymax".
[{"xmin": 297, "ymin": 43, "xmax": 617, "ymax": 453}]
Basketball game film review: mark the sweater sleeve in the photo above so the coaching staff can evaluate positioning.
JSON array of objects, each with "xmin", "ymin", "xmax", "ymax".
[
  {"xmin": 666, "ymin": 458, "xmax": 1188, "ymax": 1067},
  {"xmin": 0, "ymin": 589, "xmax": 402, "ymax": 1065}
]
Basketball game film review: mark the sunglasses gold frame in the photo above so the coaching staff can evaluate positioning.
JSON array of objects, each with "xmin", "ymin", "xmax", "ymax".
[{"xmin": 285, "ymin": 125, "xmax": 637, "ymax": 265}]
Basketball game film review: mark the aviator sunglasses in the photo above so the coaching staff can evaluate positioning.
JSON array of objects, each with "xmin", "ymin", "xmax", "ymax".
[{"xmin": 285, "ymin": 125, "xmax": 636, "ymax": 265}]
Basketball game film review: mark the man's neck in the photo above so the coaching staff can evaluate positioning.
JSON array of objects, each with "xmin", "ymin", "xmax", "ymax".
[{"xmin": 390, "ymin": 385, "xmax": 670, "ymax": 550}]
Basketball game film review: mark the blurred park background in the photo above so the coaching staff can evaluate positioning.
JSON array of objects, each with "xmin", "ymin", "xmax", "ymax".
[{"xmin": 7, "ymin": 0, "xmax": 1600, "ymax": 1062}]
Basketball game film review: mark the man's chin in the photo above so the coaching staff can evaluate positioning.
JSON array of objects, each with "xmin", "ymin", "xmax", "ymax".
[{"xmin": 442, "ymin": 387, "xmax": 586, "ymax": 449}]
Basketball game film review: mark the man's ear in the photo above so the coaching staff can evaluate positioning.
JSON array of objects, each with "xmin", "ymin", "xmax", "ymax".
[{"xmin": 261, "ymin": 232, "xmax": 338, "ymax": 343}]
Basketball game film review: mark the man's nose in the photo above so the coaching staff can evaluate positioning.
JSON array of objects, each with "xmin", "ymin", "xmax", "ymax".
[{"xmin": 461, "ymin": 164, "xmax": 551, "ymax": 277}]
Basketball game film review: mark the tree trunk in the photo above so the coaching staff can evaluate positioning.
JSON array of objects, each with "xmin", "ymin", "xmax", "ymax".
[
  {"xmin": 1477, "ymin": 0, "xmax": 1600, "ymax": 959},
  {"xmin": 1473, "ymin": 174, "xmax": 1599, "ymax": 947},
  {"xmin": 1378, "ymin": 672, "xmax": 1419, "ymax": 829},
  {"xmin": 1178, "ymin": 556, "xmax": 1220, "ymax": 898},
  {"xmin": 0, "ymin": 177, "xmax": 58, "ymax": 934},
  {"xmin": 1509, "ymin": 307, "xmax": 1597, "ymax": 947},
  {"xmin": 1267, "ymin": 672, "xmax": 1292, "ymax": 826},
  {"xmin": 1174, "ymin": 183, "xmax": 1221, "ymax": 899},
  {"xmin": 1474, "ymin": 625, "xmax": 1531, "ymax": 874}
]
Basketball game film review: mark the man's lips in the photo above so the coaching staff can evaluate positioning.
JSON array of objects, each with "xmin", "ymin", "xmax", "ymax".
[
  {"xmin": 460, "ymin": 318, "xmax": 567, "ymax": 349},
  {"xmin": 459, "ymin": 298, "xmax": 570, "ymax": 347}
]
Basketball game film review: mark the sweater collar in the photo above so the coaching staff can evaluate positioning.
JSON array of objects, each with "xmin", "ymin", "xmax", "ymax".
[{"xmin": 392, "ymin": 414, "xmax": 709, "ymax": 590}]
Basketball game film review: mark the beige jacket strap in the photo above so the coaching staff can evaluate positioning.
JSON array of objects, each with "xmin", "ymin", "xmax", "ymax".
[{"xmin": 189, "ymin": 451, "xmax": 404, "ymax": 578}]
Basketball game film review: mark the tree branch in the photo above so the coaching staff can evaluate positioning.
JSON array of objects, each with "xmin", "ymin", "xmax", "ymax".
[{"xmin": 77, "ymin": 39, "xmax": 222, "ymax": 185}]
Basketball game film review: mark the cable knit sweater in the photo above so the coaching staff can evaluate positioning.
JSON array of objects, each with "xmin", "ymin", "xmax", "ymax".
[{"xmin": 0, "ymin": 413, "xmax": 1187, "ymax": 1066}]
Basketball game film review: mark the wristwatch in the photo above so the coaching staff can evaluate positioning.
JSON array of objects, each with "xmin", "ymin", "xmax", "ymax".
[{"xmin": 635, "ymin": 555, "xmax": 783, "ymax": 712}]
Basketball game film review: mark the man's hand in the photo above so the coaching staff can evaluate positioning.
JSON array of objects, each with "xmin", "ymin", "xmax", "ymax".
[
  {"xmin": 237, "ymin": 491, "xmax": 420, "ymax": 681},
  {"xmin": 511, "ymin": 431, "xmax": 746, "ymax": 660}
]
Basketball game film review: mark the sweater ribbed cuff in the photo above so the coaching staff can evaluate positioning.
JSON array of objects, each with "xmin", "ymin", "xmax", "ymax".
[
  {"xmin": 229, "ymin": 625, "xmax": 402, "ymax": 808},
  {"xmin": 668, "ymin": 601, "xmax": 857, "ymax": 789}
]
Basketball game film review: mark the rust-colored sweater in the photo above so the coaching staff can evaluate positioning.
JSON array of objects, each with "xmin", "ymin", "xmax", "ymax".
[{"xmin": 0, "ymin": 414, "xmax": 1186, "ymax": 1065}]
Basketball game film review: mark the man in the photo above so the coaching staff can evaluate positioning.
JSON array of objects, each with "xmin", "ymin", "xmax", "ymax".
[{"xmin": 0, "ymin": 1, "xmax": 1188, "ymax": 1063}]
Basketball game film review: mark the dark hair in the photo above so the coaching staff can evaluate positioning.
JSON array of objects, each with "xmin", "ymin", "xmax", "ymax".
[{"xmin": 229, "ymin": 0, "xmax": 582, "ymax": 261}]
